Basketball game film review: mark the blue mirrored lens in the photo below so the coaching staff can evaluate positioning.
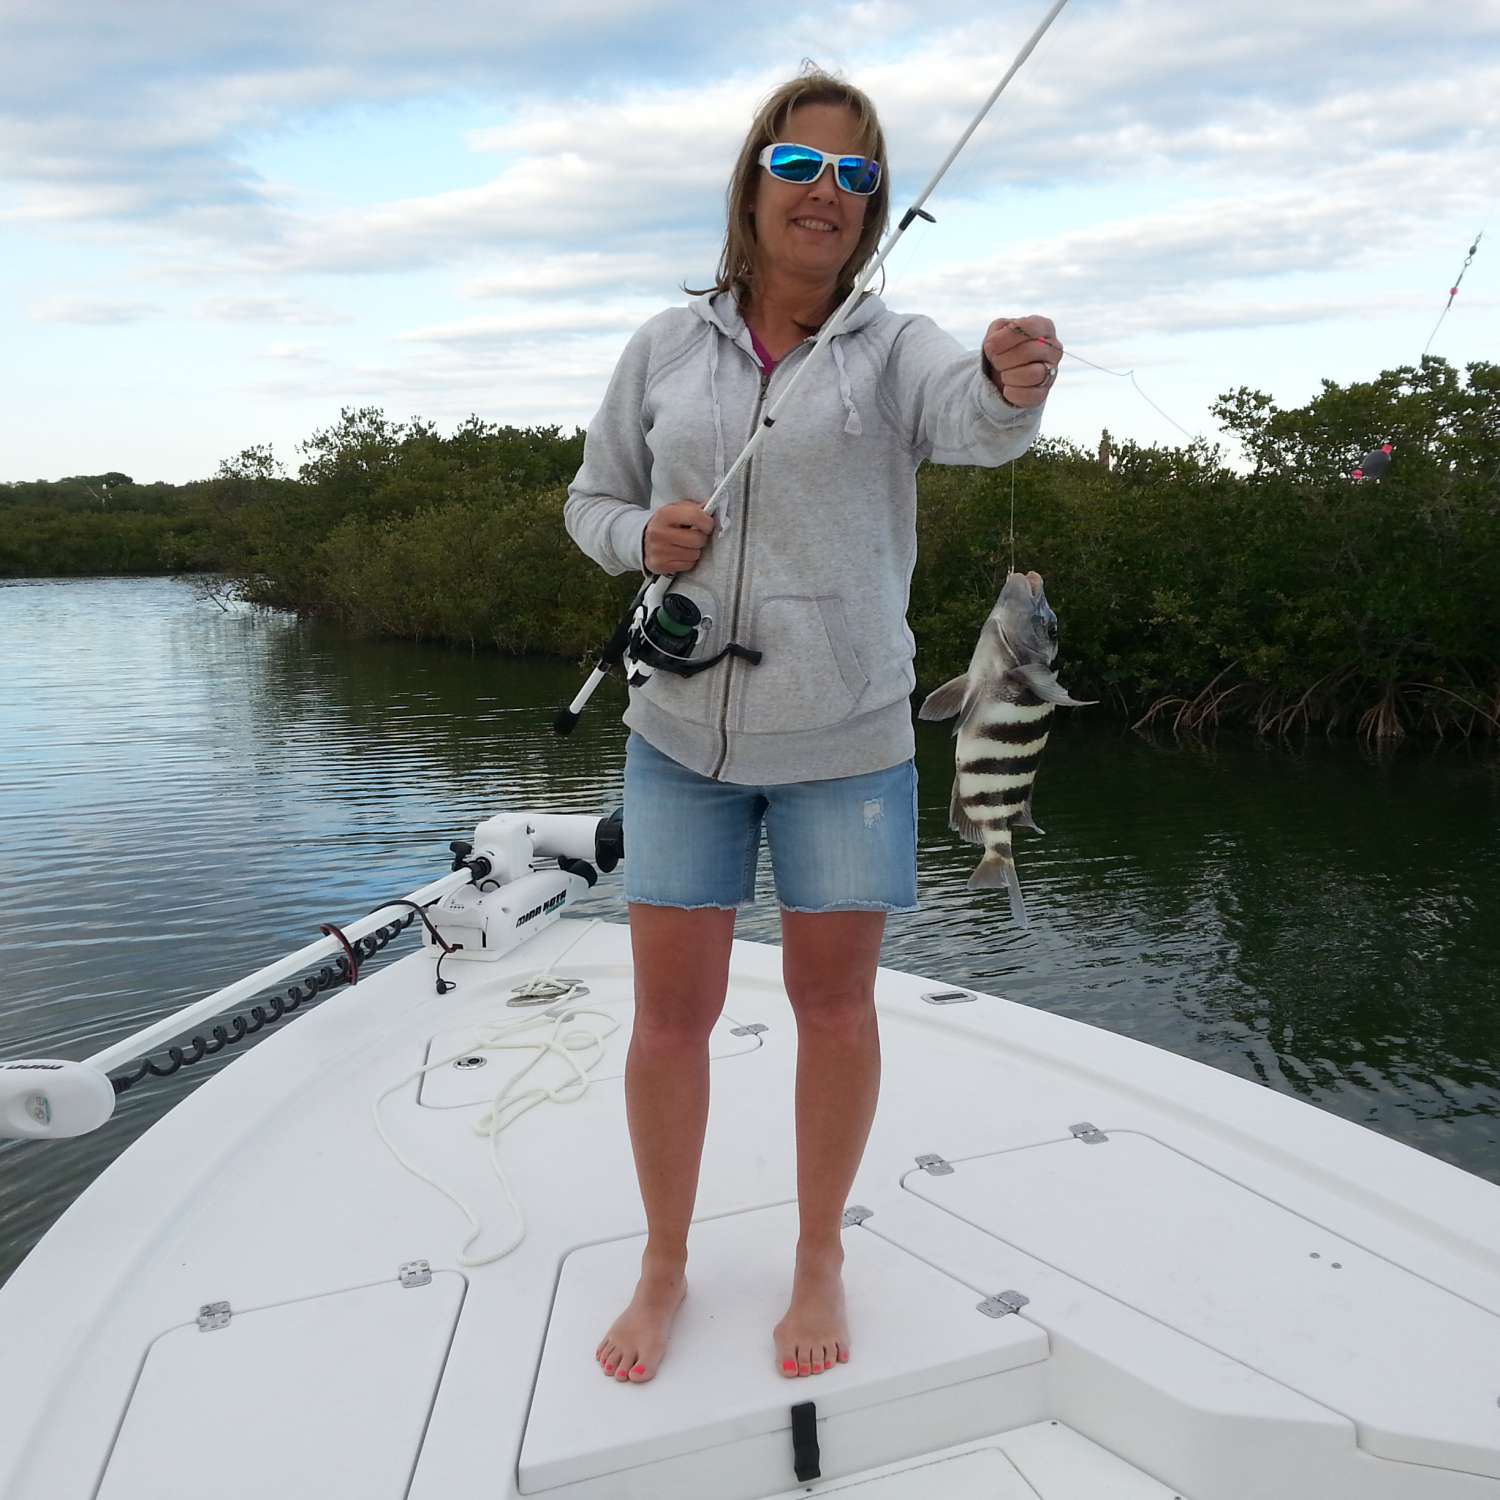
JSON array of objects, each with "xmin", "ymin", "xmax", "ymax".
[
  {"xmin": 837, "ymin": 157, "xmax": 880, "ymax": 195},
  {"xmin": 768, "ymin": 145, "xmax": 824, "ymax": 182}
]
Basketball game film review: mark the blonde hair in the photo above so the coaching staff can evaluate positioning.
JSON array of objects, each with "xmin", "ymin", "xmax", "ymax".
[{"xmin": 687, "ymin": 65, "xmax": 890, "ymax": 317}]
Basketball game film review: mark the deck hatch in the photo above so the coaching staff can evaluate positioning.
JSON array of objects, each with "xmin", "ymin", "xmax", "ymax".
[
  {"xmin": 97, "ymin": 1272, "xmax": 464, "ymax": 1499},
  {"xmin": 518, "ymin": 1201, "xmax": 1048, "ymax": 1496},
  {"xmin": 905, "ymin": 1129, "xmax": 1500, "ymax": 1480}
]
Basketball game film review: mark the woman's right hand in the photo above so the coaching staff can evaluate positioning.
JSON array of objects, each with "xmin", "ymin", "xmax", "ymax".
[{"xmin": 644, "ymin": 500, "xmax": 716, "ymax": 575}]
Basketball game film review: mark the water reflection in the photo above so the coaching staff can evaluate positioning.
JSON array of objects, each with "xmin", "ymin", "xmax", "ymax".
[{"xmin": 1, "ymin": 577, "xmax": 1497, "ymax": 1287}]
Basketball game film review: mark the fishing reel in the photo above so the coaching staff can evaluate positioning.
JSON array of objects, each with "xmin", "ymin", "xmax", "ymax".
[{"xmin": 621, "ymin": 588, "xmax": 762, "ymax": 687}]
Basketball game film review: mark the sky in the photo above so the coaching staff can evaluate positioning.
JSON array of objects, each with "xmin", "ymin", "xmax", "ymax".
[{"xmin": 3, "ymin": 0, "xmax": 1498, "ymax": 485}]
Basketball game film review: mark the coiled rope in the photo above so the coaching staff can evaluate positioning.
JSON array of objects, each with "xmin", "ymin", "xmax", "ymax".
[{"xmin": 371, "ymin": 918, "xmax": 613, "ymax": 1267}]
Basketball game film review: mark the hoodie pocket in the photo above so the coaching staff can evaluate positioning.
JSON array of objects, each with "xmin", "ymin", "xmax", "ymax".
[
  {"xmin": 737, "ymin": 594, "xmax": 870, "ymax": 733},
  {"xmin": 633, "ymin": 578, "xmax": 723, "ymax": 726}
]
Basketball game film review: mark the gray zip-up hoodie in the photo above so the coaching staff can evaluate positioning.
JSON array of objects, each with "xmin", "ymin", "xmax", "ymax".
[{"xmin": 564, "ymin": 291, "xmax": 1043, "ymax": 784}]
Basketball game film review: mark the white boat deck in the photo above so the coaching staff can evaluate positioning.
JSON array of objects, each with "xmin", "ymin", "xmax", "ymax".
[{"xmin": 3, "ymin": 916, "xmax": 1500, "ymax": 1500}]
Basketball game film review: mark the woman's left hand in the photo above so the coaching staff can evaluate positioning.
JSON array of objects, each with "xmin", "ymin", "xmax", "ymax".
[{"xmin": 982, "ymin": 316, "xmax": 1061, "ymax": 409}]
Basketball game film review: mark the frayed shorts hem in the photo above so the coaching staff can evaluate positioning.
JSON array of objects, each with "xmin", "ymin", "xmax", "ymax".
[
  {"xmin": 780, "ymin": 899, "xmax": 919, "ymax": 915},
  {"xmin": 625, "ymin": 896, "xmax": 752, "ymax": 912}
]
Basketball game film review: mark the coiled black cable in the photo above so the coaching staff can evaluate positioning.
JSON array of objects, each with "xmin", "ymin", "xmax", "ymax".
[{"xmin": 108, "ymin": 909, "xmax": 417, "ymax": 1097}]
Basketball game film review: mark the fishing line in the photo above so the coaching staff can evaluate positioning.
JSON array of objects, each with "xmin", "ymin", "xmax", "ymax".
[
  {"xmin": 1352, "ymin": 217, "xmax": 1491, "ymax": 479},
  {"xmin": 1422, "ymin": 228, "xmax": 1485, "ymax": 357},
  {"xmin": 1004, "ymin": 322, "xmax": 1199, "ymax": 441},
  {"xmin": 1009, "ymin": 459, "xmax": 1016, "ymax": 575}
]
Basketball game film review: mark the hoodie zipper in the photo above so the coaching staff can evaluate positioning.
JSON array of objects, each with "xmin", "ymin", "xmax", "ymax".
[{"xmin": 710, "ymin": 359, "xmax": 774, "ymax": 780}]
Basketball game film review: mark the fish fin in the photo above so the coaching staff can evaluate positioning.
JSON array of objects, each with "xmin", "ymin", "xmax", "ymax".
[
  {"xmin": 967, "ymin": 843, "xmax": 1029, "ymax": 928},
  {"xmin": 1014, "ymin": 786, "xmax": 1045, "ymax": 834},
  {"xmin": 919, "ymin": 673, "xmax": 970, "ymax": 722},
  {"xmin": 948, "ymin": 778, "xmax": 988, "ymax": 845},
  {"xmin": 1007, "ymin": 662, "xmax": 1097, "ymax": 707}
]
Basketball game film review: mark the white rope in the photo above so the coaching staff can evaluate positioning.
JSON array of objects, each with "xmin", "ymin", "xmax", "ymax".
[
  {"xmin": 506, "ymin": 974, "xmax": 586, "ymax": 1006},
  {"xmin": 372, "ymin": 919, "xmax": 618, "ymax": 1267}
]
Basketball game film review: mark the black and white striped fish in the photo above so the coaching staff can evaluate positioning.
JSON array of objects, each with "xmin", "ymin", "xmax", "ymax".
[{"xmin": 918, "ymin": 570, "xmax": 1093, "ymax": 926}]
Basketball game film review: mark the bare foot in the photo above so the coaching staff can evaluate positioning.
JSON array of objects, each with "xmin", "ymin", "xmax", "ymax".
[
  {"xmin": 595, "ymin": 1252, "xmax": 687, "ymax": 1384},
  {"xmin": 774, "ymin": 1242, "xmax": 851, "ymax": 1377}
]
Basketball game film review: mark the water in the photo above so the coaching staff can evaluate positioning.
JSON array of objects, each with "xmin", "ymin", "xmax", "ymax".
[{"xmin": 2, "ymin": 576, "xmax": 1497, "ymax": 1285}]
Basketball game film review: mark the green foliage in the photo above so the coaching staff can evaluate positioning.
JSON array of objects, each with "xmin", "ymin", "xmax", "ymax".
[
  {"xmin": 913, "ymin": 358, "xmax": 1500, "ymax": 739},
  {"xmin": 0, "ymin": 506, "xmax": 217, "ymax": 576},
  {"xmin": 6, "ymin": 358, "xmax": 1496, "ymax": 739},
  {"xmin": 288, "ymin": 491, "xmax": 636, "ymax": 655}
]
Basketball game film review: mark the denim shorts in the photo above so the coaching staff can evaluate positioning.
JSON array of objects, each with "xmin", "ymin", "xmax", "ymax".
[{"xmin": 622, "ymin": 733, "xmax": 918, "ymax": 913}]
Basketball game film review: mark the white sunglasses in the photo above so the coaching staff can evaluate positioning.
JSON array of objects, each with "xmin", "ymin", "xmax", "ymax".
[{"xmin": 757, "ymin": 142, "xmax": 882, "ymax": 196}]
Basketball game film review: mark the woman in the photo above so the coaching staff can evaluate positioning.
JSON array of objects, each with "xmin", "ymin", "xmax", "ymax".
[{"xmin": 563, "ymin": 67, "xmax": 1059, "ymax": 1386}]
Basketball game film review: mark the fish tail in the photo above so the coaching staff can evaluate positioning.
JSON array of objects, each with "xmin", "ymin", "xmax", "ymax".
[{"xmin": 968, "ymin": 839, "xmax": 1029, "ymax": 928}]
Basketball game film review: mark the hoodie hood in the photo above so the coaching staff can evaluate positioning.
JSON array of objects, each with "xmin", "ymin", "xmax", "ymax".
[
  {"xmin": 689, "ymin": 290, "xmax": 889, "ymax": 510},
  {"xmin": 689, "ymin": 288, "xmax": 889, "ymax": 350}
]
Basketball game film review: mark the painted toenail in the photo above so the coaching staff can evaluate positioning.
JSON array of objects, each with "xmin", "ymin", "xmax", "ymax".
[
  {"xmin": 631, "ymin": 1365, "xmax": 646, "ymax": 1375},
  {"xmin": 782, "ymin": 1360, "xmax": 797, "ymax": 1372}
]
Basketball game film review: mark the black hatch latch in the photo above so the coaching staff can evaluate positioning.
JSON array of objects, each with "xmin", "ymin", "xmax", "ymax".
[{"xmin": 790, "ymin": 1400, "xmax": 820, "ymax": 1482}]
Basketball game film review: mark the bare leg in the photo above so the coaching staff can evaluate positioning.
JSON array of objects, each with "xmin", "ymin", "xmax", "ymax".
[
  {"xmin": 772, "ymin": 909, "xmax": 884, "ymax": 1377},
  {"xmin": 595, "ymin": 902, "xmax": 736, "ymax": 1383}
]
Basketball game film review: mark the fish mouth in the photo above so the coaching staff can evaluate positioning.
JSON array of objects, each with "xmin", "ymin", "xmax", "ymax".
[{"xmin": 1004, "ymin": 570, "xmax": 1045, "ymax": 600}]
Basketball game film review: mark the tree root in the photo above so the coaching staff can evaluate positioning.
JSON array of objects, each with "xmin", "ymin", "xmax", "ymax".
[{"xmin": 1133, "ymin": 668, "xmax": 1499, "ymax": 742}]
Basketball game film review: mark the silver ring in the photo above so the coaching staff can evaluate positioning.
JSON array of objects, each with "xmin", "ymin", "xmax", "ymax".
[{"xmin": 1042, "ymin": 363, "xmax": 1057, "ymax": 387}]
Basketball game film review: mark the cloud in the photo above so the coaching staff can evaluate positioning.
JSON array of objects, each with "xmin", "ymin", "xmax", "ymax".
[
  {"xmin": 463, "ymin": 250, "xmax": 692, "ymax": 301},
  {"xmin": 5, "ymin": 0, "xmax": 1498, "ymax": 484},
  {"xmin": 226, "ymin": 28, "xmax": 1497, "ymax": 281},
  {"xmin": 399, "ymin": 306, "xmax": 653, "ymax": 345},
  {"xmin": 256, "ymin": 342, "xmax": 330, "ymax": 363},
  {"xmin": 896, "ymin": 149, "xmax": 1491, "ymax": 348},
  {"xmin": 0, "ymin": 0, "xmax": 767, "ymax": 231},
  {"xmin": 197, "ymin": 295, "xmax": 349, "ymax": 324},
  {"xmin": 28, "ymin": 297, "xmax": 164, "ymax": 324}
]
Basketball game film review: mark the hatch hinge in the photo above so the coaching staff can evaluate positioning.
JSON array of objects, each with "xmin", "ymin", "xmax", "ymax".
[
  {"xmin": 196, "ymin": 1300, "xmax": 231, "ymax": 1332},
  {"xmin": 1070, "ymin": 1122, "xmax": 1109, "ymax": 1145},
  {"xmin": 915, "ymin": 1152, "xmax": 954, "ymax": 1176},
  {"xmin": 977, "ymin": 1290, "xmax": 1030, "ymax": 1319},
  {"xmin": 399, "ymin": 1259, "xmax": 433, "ymax": 1288},
  {"xmin": 730, "ymin": 1023, "xmax": 768, "ymax": 1037},
  {"xmin": 842, "ymin": 1204, "xmax": 873, "ymax": 1227},
  {"xmin": 790, "ymin": 1400, "xmax": 820, "ymax": 1482}
]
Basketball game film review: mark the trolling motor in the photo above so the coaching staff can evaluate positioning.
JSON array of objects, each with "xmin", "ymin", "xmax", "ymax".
[
  {"xmin": 430, "ymin": 810, "xmax": 623, "ymax": 962},
  {"xmin": 0, "ymin": 810, "xmax": 625, "ymax": 1141}
]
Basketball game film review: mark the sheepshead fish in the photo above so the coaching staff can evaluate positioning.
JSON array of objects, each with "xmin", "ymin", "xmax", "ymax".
[{"xmin": 918, "ymin": 570, "xmax": 1093, "ymax": 926}]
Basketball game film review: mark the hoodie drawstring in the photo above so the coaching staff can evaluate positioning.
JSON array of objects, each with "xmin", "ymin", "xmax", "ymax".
[{"xmin": 830, "ymin": 339, "xmax": 863, "ymax": 437}]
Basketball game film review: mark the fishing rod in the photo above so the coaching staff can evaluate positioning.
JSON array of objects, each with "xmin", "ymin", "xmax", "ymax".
[{"xmin": 555, "ymin": 0, "xmax": 1073, "ymax": 735}]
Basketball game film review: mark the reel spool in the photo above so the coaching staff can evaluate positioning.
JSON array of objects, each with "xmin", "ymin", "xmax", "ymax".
[{"xmin": 622, "ymin": 590, "xmax": 761, "ymax": 687}]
